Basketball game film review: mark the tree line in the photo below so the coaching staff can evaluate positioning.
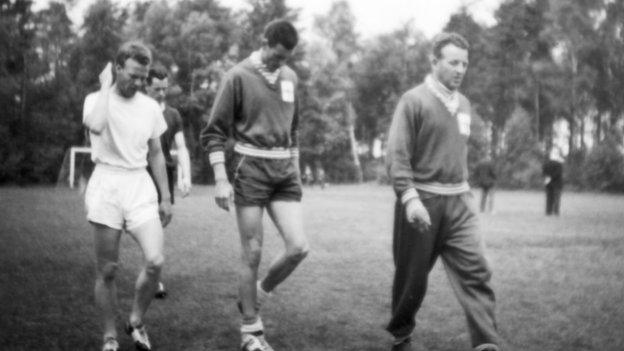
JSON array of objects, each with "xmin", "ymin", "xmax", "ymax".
[{"xmin": 1, "ymin": 0, "xmax": 624, "ymax": 191}]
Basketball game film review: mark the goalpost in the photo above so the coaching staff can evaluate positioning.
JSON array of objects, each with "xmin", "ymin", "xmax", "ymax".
[{"xmin": 68, "ymin": 146, "xmax": 92, "ymax": 188}]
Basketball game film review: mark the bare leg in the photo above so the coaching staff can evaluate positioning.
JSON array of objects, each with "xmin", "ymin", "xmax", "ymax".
[
  {"xmin": 262, "ymin": 201, "xmax": 309, "ymax": 292},
  {"xmin": 236, "ymin": 206, "xmax": 265, "ymax": 323},
  {"xmin": 93, "ymin": 223, "xmax": 122, "ymax": 340},
  {"xmin": 126, "ymin": 218, "xmax": 165, "ymax": 326}
]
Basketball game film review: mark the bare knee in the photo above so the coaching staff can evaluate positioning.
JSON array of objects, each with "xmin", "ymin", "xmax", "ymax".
[
  {"xmin": 286, "ymin": 242, "xmax": 309, "ymax": 263},
  {"xmin": 242, "ymin": 248, "xmax": 262, "ymax": 269},
  {"xmin": 145, "ymin": 254, "xmax": 164, "ymax": 276},
  {"xmin": 97, "ymin": 261, "xmax": 119, "ymax": 282}
]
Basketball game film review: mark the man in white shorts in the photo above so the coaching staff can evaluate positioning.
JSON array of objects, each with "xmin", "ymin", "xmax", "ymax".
[{"xmin": 83, "ymin": 41, "xmax": 172, "ymax": 351}]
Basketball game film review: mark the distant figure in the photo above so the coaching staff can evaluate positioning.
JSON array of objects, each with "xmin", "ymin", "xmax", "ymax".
[
  {"xmin": 386, "ymin": 32, "xmax": 501, "ymax": 351},
  {"xmin": 303, "ymin": 164, "xmax": 313, "ymax": 185},
  {"xmin": 315, "ymin": 165, "xmax": 326, "ymax": 189},
  {"xmin": 543, "ymin": 148, "xmax": 564, "ymax": 216},
  {"xmin": 473, "ymin": 156, "xmax": 497, "ymax": 213},
  {"xmin": 145, "ymin": 64, "xmax": 192, "ymax": 299}
]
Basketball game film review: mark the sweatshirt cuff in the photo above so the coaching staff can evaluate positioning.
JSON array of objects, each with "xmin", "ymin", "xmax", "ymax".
[
  {"xmin": 401, "ymin": 188, "xmax": 419, "ymax": 204},
  {"xmin": 290, "ymin": 148, "xmax": 299, "ymax": 158},
  {"xmin": 209, "ymin": 151, "xmax": 225, "ymax": 165}
]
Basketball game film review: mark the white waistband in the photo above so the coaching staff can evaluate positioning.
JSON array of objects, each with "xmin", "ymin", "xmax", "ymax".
[
  {"xmin": 95, "ymin": 163, "xmax": 146, "ymax": 173},
  {"xmin": 234, "ymin": 143, "xmax": 292, "ymax": 159},
  {"xmin": 413, "ymin": 181, "xmax": 470, "ymax": 195}
]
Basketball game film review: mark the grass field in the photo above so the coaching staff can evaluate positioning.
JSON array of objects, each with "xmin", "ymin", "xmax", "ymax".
[{"xmin": 1, "ymin": 184, "xmax": 624, "ymax": 351}]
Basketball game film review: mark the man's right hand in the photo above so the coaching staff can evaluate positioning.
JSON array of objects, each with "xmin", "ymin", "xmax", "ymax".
[
  {"xmin": 405, "ymin": 198, "xmax": 431, "ymax": 232},
  {"xmin": 215, "ymin": 179, "xmax": 234, "ymax": 211},
  {"xmin": 99, "ymin": 62, "xmax": 113, "ymax": 90}
]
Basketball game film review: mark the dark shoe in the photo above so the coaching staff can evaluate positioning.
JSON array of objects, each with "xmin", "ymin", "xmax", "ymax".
[
  {"xmin": 154, "ymin": 282, "xmax": 167, "ymax": 299},
  {"xmin": 391, "ymin": 337, "xmax": 413, "ymax": 351},
  {"xmin": 125, "ymin": 322, "xmax": 151, "ymax": 351},
  {"xmin": 241, "ymin": 331, "xmax": 273, "ymax": 351}
]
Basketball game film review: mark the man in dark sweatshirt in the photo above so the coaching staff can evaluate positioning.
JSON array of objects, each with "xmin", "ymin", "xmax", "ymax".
[
  {"xmin": 200, "ymin": 20, "xmax": 308, "ymax": 351},
  {"xmin": 543, "ymin": 148, "xmax": 564, "ymax": 216},
  {"xmin": 473, "ymin": 155, "xmax": 497, "ymax": 213},
  {"xmin": 385, "ymin": 32, "xmax": 501, "ymax": 351}
]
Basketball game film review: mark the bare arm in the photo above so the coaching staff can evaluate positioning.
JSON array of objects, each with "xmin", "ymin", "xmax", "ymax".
[
  {"xmin": 212, "ymin": 162, "xmax": 233, "ymax": 211},
  {"xmin": 148, "ymin": 137, "xmax": 172, "ymax": 226},
  {"xmin": 173, "ymin": 131, "xmax": 191, "ymax": 196},
  {"xmin": 83, "ymin": 63, "xmax": 114, "ymax": 134}
]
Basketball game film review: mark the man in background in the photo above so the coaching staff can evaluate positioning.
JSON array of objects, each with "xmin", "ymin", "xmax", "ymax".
[
  {"xmin": 473, "ymin": 155, "xmax": 497, "ymax": 213},
  {"xmin": 543, "ymin": 148, "xmax": 564, "ymax": 216},
  {"xmin": 145, "ymin": 65, "xmax": 192, "ymax": 298}
]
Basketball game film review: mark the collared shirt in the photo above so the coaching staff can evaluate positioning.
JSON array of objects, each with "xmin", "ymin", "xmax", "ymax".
[
  {"xmin": 425, "ymin": 74, "xmax": 460, "ymax": 116},
  {"xmin": 250, "ymin": 50, "xmax": 281, "ymax": 85}
]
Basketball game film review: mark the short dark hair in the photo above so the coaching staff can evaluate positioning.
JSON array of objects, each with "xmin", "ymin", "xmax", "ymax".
[
  {"xmin": 147, "ymin": 64, "xmax": 168, "ymax": 85},
  {"xmin": 431, "ymin": 32, "xmax": 469, "ymax": 58},
  {"xmin": 264, "ymin": 19, "xmax": 298, "ymax": 50},
  {"xmin": 115, "ymin": 41, "xmax": 152, "ymax": 67}
]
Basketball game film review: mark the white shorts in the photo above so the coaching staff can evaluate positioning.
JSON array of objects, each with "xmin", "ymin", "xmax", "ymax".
[{"xmin": 85, "ymin": 164, "xmax": 159, "ymax": 230}]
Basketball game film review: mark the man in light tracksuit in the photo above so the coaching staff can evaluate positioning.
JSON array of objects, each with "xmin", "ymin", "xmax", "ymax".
[{"xmin": 385, "ymin": 32, "xmax": 502, "ymax": 351}]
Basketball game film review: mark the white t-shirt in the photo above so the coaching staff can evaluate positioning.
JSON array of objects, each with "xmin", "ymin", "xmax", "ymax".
[{"xmin": 83, "ymin": 90, "xmax": 167, "ymax": 170}]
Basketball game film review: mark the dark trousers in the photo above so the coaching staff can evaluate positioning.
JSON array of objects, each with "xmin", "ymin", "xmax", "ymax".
[
  {"xmin": 387, "ymin": 191, "xmax": 500, "ymax": 347},
  {"xmin": 545, "ymin": 186, "xmax": 561, "ymax": 215},
  {"xmin": 479, "ymin": 186, "xmax": 494, "ymax": 213}
]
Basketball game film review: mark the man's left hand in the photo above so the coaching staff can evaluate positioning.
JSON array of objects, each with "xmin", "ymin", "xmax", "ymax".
[
  {"xmin": 159, "ymin": 201, "xmax": 173, "ymax": 227},
  {"xmin": 179, "ymin": 177, "xmax": 191, "ymax": 197}
]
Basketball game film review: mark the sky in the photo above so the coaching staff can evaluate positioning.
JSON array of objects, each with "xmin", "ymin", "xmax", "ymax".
[
  {"xmin": 227, "ymin": 0, "xmax": 503, "ymax": 39},
  {"xmin": 33, "ymin": 0, "xmax": 503, "ymax": 39}
]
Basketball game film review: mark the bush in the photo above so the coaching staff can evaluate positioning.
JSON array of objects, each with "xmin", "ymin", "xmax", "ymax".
[
  {"xmin": 497, "ymin": 109, "xmax": 543, "ymax": 189},
  {"xmin": 583, "ymin": 137, "xmax": 624, "ymax": 192}
]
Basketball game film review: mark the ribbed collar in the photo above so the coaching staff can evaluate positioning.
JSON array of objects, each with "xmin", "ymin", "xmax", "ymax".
[
  {"xmin": 425, "ymin": 74, "xmax": 459, "ymax": 116},
  {"xmin": 250, "ymin": 50, "xmax": 281, "ymax": 85}
]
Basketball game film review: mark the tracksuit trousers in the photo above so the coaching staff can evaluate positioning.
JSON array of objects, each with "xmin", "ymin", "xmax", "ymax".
[
  {"xmin": 545, "ymin": 186, "xmax": 561, "ymax": 215},
  {"xmin": 386, "ymin": 191, "xmax": 501, "ymax": 348}
]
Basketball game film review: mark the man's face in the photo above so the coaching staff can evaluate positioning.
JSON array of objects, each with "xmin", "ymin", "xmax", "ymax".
[
  {"xmin": 431, "ymin": 43, "xmax": 469, "ymax": 91},
  {"xmin": 115, "ymin": 58, "xmax": 149, "ymax": 98},
  {"xmin": 146, "ymin": 77, "xmax": 168, "ymax": 103},
  {"xmin": 261, "ymin": 43, "xmax": 293, "ymax": 72}
]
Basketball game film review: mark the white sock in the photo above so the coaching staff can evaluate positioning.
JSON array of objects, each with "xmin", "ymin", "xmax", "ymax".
[
  {"xmin": 394, "ymin": 335, "xmax": 410, "ymax": 345},
  {"xmin": 257, "ymin": 280, "xmax": 272, "ymax": 307},
  {"xmin": 240, "ymin": 317, "xmax": 264, "ymax": 334}
]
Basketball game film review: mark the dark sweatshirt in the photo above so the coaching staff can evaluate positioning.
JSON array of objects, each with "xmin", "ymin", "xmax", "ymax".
[
  {"xmin": 200, "ymin": 58, "xmax": 299, "ymax": 164},
  {"xmin": 386, "ymin": 82, "xmax": 472, "ymax": 202}
]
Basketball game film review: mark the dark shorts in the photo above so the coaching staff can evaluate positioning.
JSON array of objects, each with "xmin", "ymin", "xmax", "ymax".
[{"xmin": 230, "ymin": 153, "xmax": 302, "ymax": 206}]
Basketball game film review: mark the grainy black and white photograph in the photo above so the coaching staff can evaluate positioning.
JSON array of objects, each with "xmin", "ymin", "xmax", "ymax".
[{"xmin": 2, "ymin": 0, "xmax": 624, "ymax": 350}]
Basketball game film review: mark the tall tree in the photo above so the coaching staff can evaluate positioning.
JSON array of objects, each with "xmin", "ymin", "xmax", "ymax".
[
  {"xmin": 485, "ymin": 0, "xmax": 550, "ymax": 156},
  {"xmin": 237, "ymin": 0, "xmax": 298, "ymax": 58},
  {"xmin": 0, "ymin": 0, "xmax": 36, "ymax": 182},
  {"xmin": 311, "ymin": 0, "xmax": 363, "ymax": 182},
  {"xmin": 353, "ymin": 24, "xmax": 429, "ymax": 153},
  {"xmin": 71, "ymin": 0, "xmax": 126, "ymax": 93}
]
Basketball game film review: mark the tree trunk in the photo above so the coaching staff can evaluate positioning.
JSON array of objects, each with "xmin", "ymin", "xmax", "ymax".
[
  {"xmin": 568, "ymin": 116, "xmax": 575, "ymax": 154},
  {"xmin": 346, "ymin": 102, "xmax": 363, "ymax": 183},
  {"xmin": 595, "ymin": 113, "xmax": 602, "ymax": 143},
  {"xmin": 580, "ymin": 114, "xmax": 586, "ymax": 151}
]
